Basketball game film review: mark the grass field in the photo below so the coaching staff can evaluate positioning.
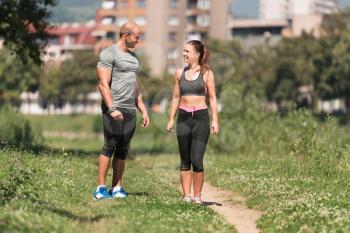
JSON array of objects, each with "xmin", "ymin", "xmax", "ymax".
[
  {"xmin": 10, "ymin": 113, "xmax": 350, "ymax": 232},
  {"xmin": 0, "ymin": 147, "xmax": 235, "ymax": 233}
]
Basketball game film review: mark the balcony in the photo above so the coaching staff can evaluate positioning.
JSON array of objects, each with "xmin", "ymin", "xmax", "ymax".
[
  {"xmin": 102, "ymin": 0, "xmax": 116, "ymax": 9},
  {"xmin": 96, "ymin": 8, "xmax": 116, "ymax": 19}
]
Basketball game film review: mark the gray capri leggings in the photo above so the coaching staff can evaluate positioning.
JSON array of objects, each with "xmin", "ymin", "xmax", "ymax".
[{"xmin": 176, "ymin": 108, "xmax": 210, "ymax": 172}]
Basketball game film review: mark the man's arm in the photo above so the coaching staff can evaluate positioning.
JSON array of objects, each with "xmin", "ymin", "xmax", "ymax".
[
  {"xmin": 97, "ymin": 67, "xmax": 123, "ymax": 120},
  {"xmin": 135, "ymin": 81, "xmax": 150, "ymax": 127}
]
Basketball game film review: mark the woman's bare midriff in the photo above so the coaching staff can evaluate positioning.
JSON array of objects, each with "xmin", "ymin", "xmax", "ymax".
[{"xmin": 179, "ymin": 95, "xmax": 206, "ymax": 107}]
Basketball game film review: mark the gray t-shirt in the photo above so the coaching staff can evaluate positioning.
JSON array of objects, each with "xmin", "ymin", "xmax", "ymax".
[{"xmin": 97, "ymin": 44, "xmax": 139, "ymax": 112}]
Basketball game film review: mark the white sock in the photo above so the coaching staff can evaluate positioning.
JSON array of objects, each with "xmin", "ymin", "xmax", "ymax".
[
  {"xmin": 112, "ymin": 186, "xmax": 122, "ymax": 192},
  {"xmin": 97, "ymin": 185, "xmax": 106, "ymax": 191}
]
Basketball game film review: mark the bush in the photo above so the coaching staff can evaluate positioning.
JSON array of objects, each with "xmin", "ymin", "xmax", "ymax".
[
  {"xmin": 0, "ymin": 105, "xmax": 43, "ymax": 146},
  {"xmin": 92, "ymin": 114, "xmax": 102, "ymax": 134},
  {"xmin": 212, "ymin": 81, "xmax": 348, "ymax": 173}
]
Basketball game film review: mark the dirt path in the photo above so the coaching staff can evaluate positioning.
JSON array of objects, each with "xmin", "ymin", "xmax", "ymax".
[{"xmin": 183, "ymin": 183, "xmax": 263, "ymax": 233}]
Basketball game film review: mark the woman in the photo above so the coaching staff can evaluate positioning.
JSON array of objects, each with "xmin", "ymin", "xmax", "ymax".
[{"xmin": 166, "ymin": 40, "xmax": 219, "ymax": 204}]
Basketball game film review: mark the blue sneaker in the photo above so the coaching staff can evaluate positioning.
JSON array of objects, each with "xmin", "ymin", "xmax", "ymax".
[
  {"xmin": 93, "ymin": 186, "xmax": 111, "ymax": 200},
  {"xmin": 110, "ymin": 187, "xmax": 128, "ymax": 198}
]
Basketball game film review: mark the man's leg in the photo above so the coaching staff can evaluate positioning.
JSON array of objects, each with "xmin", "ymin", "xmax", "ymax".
[
  {"xmin": 111, "ymin": 158, "xmax": 125, "ymax": 187},
  {"xmin": 93, "ymin": 153, "xmax": 113, "ymax": 200},
  {"xmin": 110, "ymin": 112, "xmax": 136, "ymax": 196},
  {"xmin": 98, "ymin": 154, "xmax": 111, "ymax": 186}
]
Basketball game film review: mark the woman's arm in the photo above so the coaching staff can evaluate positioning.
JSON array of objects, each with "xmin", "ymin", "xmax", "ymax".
[
  {"xmin": 166, "ymin": 69, "xmax": 182, "ymax": 131},
  {"xmin": 206, "ymin": 70, "xmax": 219, "ymax": 135}
]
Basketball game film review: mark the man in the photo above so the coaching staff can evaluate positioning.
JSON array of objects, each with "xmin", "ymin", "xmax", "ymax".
[{"xmin": 93, "ymin": 22, "xmax": 150, "ymax": 200}]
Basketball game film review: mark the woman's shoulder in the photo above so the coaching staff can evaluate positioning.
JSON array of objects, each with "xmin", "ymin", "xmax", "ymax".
[
  {"xmin": 202, "ymin": 69, "xmax": 214, "ymax": 79},
  {"xmin": 175, "ymin": 67, "xmax": 188, "ymax": 77}
]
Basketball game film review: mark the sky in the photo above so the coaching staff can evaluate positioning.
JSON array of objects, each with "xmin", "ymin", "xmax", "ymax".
[{"xmin": 231, "ymin": 0, "xmax": 350, "ymax": 19}]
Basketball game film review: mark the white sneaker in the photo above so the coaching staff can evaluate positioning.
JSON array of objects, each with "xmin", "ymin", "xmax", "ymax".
[
  {"xmin": 183, "ymin": 196, "xmax": 192, "ymax": 202},
  {"xmin": 192, "ymin": 195, "xmax": 203, "ymax": 204}
]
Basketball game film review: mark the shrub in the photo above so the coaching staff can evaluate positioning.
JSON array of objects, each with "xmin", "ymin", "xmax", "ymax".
[{"xmin": 0, "ymin": 105, "xmax": 43, "ymax": 146}]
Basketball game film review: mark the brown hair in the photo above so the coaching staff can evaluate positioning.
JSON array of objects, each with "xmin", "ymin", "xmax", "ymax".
[{"xmin": 187, "ymin": 40, "xmax": 210, "ymax": 72}]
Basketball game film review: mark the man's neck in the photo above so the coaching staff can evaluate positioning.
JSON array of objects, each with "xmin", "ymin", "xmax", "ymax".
[{"xmin": 116, "ymin": 40, "xmax": 129, "ymax": 52}]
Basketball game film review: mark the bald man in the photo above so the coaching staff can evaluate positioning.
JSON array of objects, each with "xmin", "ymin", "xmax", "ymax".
[{"xmin": 93, "ymin": 22, "xmax": 150, "ymax": 200}]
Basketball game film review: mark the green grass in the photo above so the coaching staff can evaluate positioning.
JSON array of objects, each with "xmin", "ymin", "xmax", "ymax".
[
  {"xmin": 21, "ymin": 111, "xmax": 350, "ymax": 232},
  {"xmin": 45, "ymin": 137, "xmax": 103, "ymax": 152},
  {"xmin": 0, "ymin": 147, "xmax": 235, "ymax": 233},
  {"xmin": 26, "ymin": 113, "xmax": 179, "ymax": 154},
  {"xmin": 24, "ymin": 114, "xmax": 99, "ymax": 133},
  {"xmin": 204, "ymin": 154, "xmax": 350, "ymax": 233}
]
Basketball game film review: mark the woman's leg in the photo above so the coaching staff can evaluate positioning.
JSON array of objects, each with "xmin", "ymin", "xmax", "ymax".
[
  {"xmin": 191, "ymin": 110, "xmax": 210, "ymax": 198},
  {"xmin": 176, "ymin": 110, "xmax": 192, "ymax": 197},
  {"xmin": 180, "ymin": 170, "xmax": 192, "ymax": 197}
]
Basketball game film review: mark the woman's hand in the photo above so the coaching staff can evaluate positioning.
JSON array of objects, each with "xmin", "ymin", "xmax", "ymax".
[
  {"xmin": 166, "ymin": 119, "xmax": 175, "ymax": 132},
  {"xmin": 211, "ymin": 121, "xmax": 219, "ymax": 135}
]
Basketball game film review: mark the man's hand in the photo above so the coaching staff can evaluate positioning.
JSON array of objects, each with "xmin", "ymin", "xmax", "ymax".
[
  {"xmin": 110, "ymin": 110, "xmax": 123, "ymax": 121},
  {"xmin": 141, "ymin": 113, "xmax": 150, "ymax": 128}
]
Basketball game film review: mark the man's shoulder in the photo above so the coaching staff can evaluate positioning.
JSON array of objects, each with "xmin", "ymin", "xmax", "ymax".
[{"xmin": 100, "ymin": 44, "xmax": 116, "ymax": 54}]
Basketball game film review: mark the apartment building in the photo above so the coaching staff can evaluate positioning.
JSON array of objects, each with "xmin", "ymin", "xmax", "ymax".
[
  {"xmin": 260, "ymin": 0, "xmax": 339, "ymax": 19},
  {"xmin": 44, "ymin": 21, "xmax": 96, "ymax": 65},
  {"xmin": 93, "ymin": 0, "xmax": 230, "ymax": 75}
]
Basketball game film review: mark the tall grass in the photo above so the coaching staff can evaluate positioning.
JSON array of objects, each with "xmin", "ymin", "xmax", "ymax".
[
  {"xmin": 0, "ymin": 105, "xmax": 43, "ymax": 147},
  {"xmin": 205, "ymin": 81, "xmax": 350, "ymax": 232}
]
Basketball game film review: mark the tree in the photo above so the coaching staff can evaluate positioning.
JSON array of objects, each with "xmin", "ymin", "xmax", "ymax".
[
  {"xmin": 40, "ymin": 50, "xmax": 99, "ymax": 109},
  {"xmin": 0, "ymin": 0, "xmax": 57, "ymax": 64},
  {"xmin": 207, "ymin": 39, "xmax": 242, "ymax": 95},
  {"xmin": 0, "ymin": 49, "xmax": 41, "ymax": 106},
  {"xmin": 320, "ymin": 9, "xmax": 350, "ymax": 112}
]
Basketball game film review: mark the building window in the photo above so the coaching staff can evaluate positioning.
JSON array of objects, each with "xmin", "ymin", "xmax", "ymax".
[
  {"xmin": 187, "ymin": 15, "xmax": 196, "ymax": 24},
  {"xmin": 197, "ymin": 15, "xmax": 209, "ymax": 26},
  {"xmin": 168, "ymin": 48, "xmax": 179, "ymax": 60},
  {"xmin": 169, "ymin": 0, "xmax": 178, "ymax": 8},
  {"xmin": 116, "ymin": 16, "xmax": 129, "ymax": 26},
  {"xmin": 137, "ymin": 0, "xmax": 146, "ymax": 8},
  {"xmin": 64, "ymin": 34, "xmax": 77, "ymax": 45},
  {"xmin": 187, "ymin": 0, "xmax": 197, "ymax": 9},
  {"xmin": 135, "ymin": 16, "xmax": 146, "ymax": 26},
  {"xmin": 168, "ymin": 32, "xmax": 177, "ymax": 42},
  {"xmin": 187, "ymin": 32, "xmax": 201, "ymax": 41},
  {"xmin": 102, "ymin": 0, "xmax": 116, "ymax": 9},
  {"xmin": 118, "ymin": 0, "xmax": 129, "ymax": 8},
  {"xmin": 49, "ymin": 36, "xmax": 59, "ymax": 45},
  {"xmin": 197, "ymin": 0, "xmax": 210, "ymax": 9},
  {"xmin": 168, "ymin": 15, "xmax": 179, "ymax": 26},
  {"xmin": 101, "ymin": 16, "xmax": 116, "ymax": 25},
  {"xmin": 106, "ymin": 32, "xmax": 116, "ymax": 40}
]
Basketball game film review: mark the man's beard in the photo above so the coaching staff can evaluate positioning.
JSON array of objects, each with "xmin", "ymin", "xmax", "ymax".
[{"xmin": 126, "ymin": 39, "xmax": 136, "ymax": 48}]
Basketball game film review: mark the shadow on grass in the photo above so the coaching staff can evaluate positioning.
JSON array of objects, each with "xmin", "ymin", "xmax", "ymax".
[
  {"xmin": 45, "ymin": 205, "xmax": 107, "ymax": 222},
  {"xmin": 128, "ymin": 191, "xmax": 150, "ymax": 196},
  {"xmin": 0, "ymin": 141, "xmax": 177, "ymax": 158},
  {"xmin": 202, "ymin": 201, "xmax": 223, "ymax": 207}
]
